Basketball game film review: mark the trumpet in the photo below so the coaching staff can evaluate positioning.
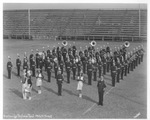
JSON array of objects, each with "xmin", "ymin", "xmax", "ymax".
[
  {"xmin": 62, "ymin": 40, "xmax": 68, "ymax": 46},
  {"xmin": 90, "ymin": 40, "xmax": 96, "ymax": 46},
  {"xmin": 124, "ymin": 41, "xmax": 130, "ymax": 48}
]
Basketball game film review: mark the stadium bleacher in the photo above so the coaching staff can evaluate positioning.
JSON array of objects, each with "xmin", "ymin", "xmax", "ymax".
[{"xmin": 3, "ymin": 9, "xmax": 147, "ymax": 41}]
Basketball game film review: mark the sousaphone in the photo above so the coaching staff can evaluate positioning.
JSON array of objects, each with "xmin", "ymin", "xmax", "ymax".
[{"xmin": 62, "ymin": 40, "xmax": 68, "ymax": 46}]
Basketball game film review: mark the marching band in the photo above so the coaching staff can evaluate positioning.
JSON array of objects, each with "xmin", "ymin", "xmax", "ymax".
[{"xmin": 6, "ymin": 40, "xmax": 145, "ymax": 103}]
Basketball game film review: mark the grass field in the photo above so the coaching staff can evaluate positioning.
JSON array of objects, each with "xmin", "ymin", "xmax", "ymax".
[{"xmin": 3, "ymin": 39, "xmax": 147, "ymax": 119}]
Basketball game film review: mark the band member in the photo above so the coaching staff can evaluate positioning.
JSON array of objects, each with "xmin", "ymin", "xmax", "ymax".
[
  {"xmin": 93, "ymin": 62, "xmax": 98, "ymax": 81},
  {"xmin": 66, "ymin": 59, "xmax": 72, "ymax": 83},
  {"xmin": 35, "ymin": 49, "xmax": 39, "ymax": 68},
  {"xmin": 22, "ymin": 70, "xmax": 32, "ymax": 100},
  {"xmin": 44, "ymin": 53, "xmax": 48, "ymax": 71},
  {"xmin": 7, "ymin": 56, "xmax": 13, "ymax": 79},
  {"xmin": 77, "ymin": 70, "xmax": 84, "ymax": 98},
  {"xmin": 124, "ymin": 55, "xmax": 128, "ymax": 76},
  {"xmin": 57, "ymin": 49, "xmax": 62, "ymax": 65},
  {"xmin": 77, "ymin": 59, "xmax": 82, "ymax": 76},
  {"xmin": 130, "ymin": 52, "xmax": 134, "ymax": 71},
  {"xmin": 116, "ymin": 58, "xmax": 121, "ymax": 83},
  {"xmin": 56, "ymin": 69, "xmax": 64, "ymax": 96},
  {"xmin": 87, "ymin": 61, "xmax": 93, "ymax": 85},
  {"xmin": 29, "ymin": 49, "xmax": 34, "ymax": 69},
  {"xmin": 120, "ymin": 55, "xmax": 124, "ymax": 80},
  {"xmin": 97, "ymin": 75, "xmax": 106, "ymax": 106},
  {"xmin": 59, "ymin": 59, "xmax": 64, "ymax": 74},
  {"xmin": 106, "ymin": 53, "xmax": 110, "ymax": 73},
  {"xmin": 31, "ymin": 58, "xmax": 36, "ymax": 77},
  {"xmin": 23, "ymin": 52, "xmax": 28, "ymax": 63},
  {"xmin": 81, "ymin": 56, "xmax": 87, "ymax": 74},
  {"xmin": 39, "ymin": 57, "xmax": 43, "ymax": 72},
  {"xmin": 16, "ymin": 54, "xmax": 21, "ymax": 76},
  {"xmin": 72, "ymin": 59, "xmax": 77, "ymax": 80},
  {"xmin": 102, "ymin": 55, "xmax": 107, "ymax": 75},
  {"xmin": 98, "ymin": 57, "xmax": 103, "ymax": 78},
  {"xmin": 72, "ymin": 45, "xmax": 77, "ymax": 57},
  {"xmin": 54, "ymin": 61, "xmax": 59, "ymax": 78},
  {"xmin": 36, "ymin": 69, "xmax": 44, "ymax": 94},
  {"xmin": 23, "ymin": 58, "xmax": 28, "ymax": 72},
  {"xmin": 69, "ymin": 51, "xmax": 74, "ymax": 64},
  {"xmin": 62, "ymin": 47, "xmax": 67, "ymax": 62},
  {"xmin": 111, "ymin": 62, "xmax": 117, "ymax": 87},
  {"xmin": 47, "ymin": 58, "xmax": 52, "ymax": 82}
]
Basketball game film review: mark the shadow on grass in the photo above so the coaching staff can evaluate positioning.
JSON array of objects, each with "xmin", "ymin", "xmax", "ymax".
[
  {"xmin": 9, "ymin": 88, "xmax": 22, "ymax": 99},
  {"xmin": 63, "ymin": 88, "xmax": 97, "ymax": 104},
  {"xmin": 3, "ymin": 74, "xmax": 8, "ymax": 79},
  {"xmin": 12, "ymin": 71, "xmax": 18, "ymax": 76},
  {"xmin": 32, "ymin": 87, "xmax": 37, "ymax": 93},
  {"xmin": 63, "ymin": 88, "xmax": 78, "ymax": 97},
  {"xmin": 43, "ymin": 86, "xmax": 58, "ymax": 95},
  {"xmin": 82, "ymin": 95, "xmax": 97, "ymax": 104}
]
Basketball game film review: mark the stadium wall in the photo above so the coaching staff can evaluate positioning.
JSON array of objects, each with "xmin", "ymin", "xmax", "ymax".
[{"xmin": 3, "ymin": 9, "xmax": 147, "ymax": 42}]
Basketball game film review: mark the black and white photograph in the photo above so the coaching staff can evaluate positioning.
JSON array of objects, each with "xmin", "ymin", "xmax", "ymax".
[{"xmin": 3, "ymin": 1, "xmax": 148, "ymax": 119}]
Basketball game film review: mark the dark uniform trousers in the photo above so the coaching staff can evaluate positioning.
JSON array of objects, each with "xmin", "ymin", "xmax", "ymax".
[
  {"xmin": 83, "ymin": 62, "xmax": 86, "ymax": 74},
  {"xmin": 54, "ymin": 67, "xmax": 58, "ymax": 78},
  {"xmin": 47, "ymin": 69, "xmax": 51, "ymax": 82},
  {"xmin": 117, "ymin": 68, "xmax": 120, "ymax": 83},
  {"xmin": 98, "ymin": 65, "xmax": 102, "ymax": 78},
  {"xmin": 16, "ymin": 59, "xmax": 21, "ymax": 76},
  {"xmin": 36, "ymin": 57, "xmax": 39, "ymax": 68},
  {"xmin": 111, "ymin": 65, "xmax": 116, "ymax": 86},
  {"xmin": 57, "ymin": 74, "xmax": 63, "ymax": 96},
  {"xmin": 7, "ymin": 62, "xmax": 12, "ymax": 79},
  {"xmin": 112, "ymin": 72, "xmax": 116, "ymax": 86},
  {"xmin": 72, "ymin": 68, "xmax": 76, "ymax": 80},
  {"xmin": 77, "ymin": 64, "xmax": 82, "ymax": 76},
  {"xmin": 44, "ymin": 59, "xmax": 47, "ymax": 71},
  {"xmin": 128, "ymin": 62, "xmax": 131, "ymax": 74},
  {"xmin": 23, "ymin": 65, "xmax": 28, "ymax": 72},
  {"xmin": 60, "ymin": 63, "xmax": 64, "ymax": 74},
  {"xmin": 138, "ymin": 55, "xmax": 141, "ymax": 64},
  {"xmin": 93, "ymin": 70, "xmax": 97, "ymax": 81},
  {"xmin": 98, "ymin": 91, "xmax": 104, "ymax": 105},
  {"xmin": 66, "ymin": 69, "xmax": 71, "ymax": 83},
  {"xmin": 131, "ymin": 61, "xmax": 134, "ymax": 71},
  {"xmin": 103, "ymin": 63, "xmax": 106, "ymax": 75},
  {"xmin": 133, "ymin": 59, "xmax": 136, "ymax": 69},
  {"xmin": 31, "ymin": 65, "xmax": 35, "ymax": 77},
  {"xmin": 39, "ymin": 61, "xmax": 43, "ymax": 72},
  {"xmin": 97, "ymin": 81, "xmax": 106, "ymax": 105},
  {"xmin": 106, "ymin": 61, "xmax": 110, "ymax": 73},
  {"xmin": 17, "ymin": 66, "xmax": 20, "ymax": 76},
  {"xmin": 120, "ymin": 65, "xmax": 124, "ymax": 80},
  {"xmin": 124, "ymin": 64, "xmax": 128, "ymax": 76},
  {"xmin": 88, "ymin": 70, "xmax": 92, "ymax": 85},
  {"xmin": 93, "ymin": 71, "xmax": 97, "ymax": 81},
  {"xmin": 141, "ymin": 54, "xmax": 144, "ymax": 62}
]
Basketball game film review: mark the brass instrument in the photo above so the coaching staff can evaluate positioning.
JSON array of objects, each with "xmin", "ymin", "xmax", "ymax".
[
  {"xmin": 90, "ymin": 40, "xmax": 96, "ymax": 46},
  {"xmin": 62, "ymin": 40, "xmax": 68, "ymax": 46},
  {"xmin": 124, "ymin": 41, "xmax": 130, "ymax": 48}
]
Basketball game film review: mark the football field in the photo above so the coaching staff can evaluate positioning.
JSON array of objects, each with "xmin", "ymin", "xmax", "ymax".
[{"xmin": 3, "ymin": 39, "xmax": 147, "ymax": 119}]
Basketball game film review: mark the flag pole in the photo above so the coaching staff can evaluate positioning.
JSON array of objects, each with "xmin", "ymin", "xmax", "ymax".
[{"xmin": 28, "ymin": 9, "xmax": 31, "ymax": 39}]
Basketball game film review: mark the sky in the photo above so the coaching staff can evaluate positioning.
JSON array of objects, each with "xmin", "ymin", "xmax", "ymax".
[{"xmin": 3, "ymin": 3, "xmax": 147, "ymax": 10}]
